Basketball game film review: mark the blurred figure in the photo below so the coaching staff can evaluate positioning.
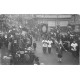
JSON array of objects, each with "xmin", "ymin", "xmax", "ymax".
[
  {"xmin": 47, "ymin": 38, "xmax": 53, "ymax": 54},
  {"xmin": 57, "ymin": 45, "xmax": 64, "ymax": 62},
  {"xmin": 71, "ymin": 41, "xmax": 78, "ymax": 58},
  {"xmin": 33, "ymin": 41, "xmax": 37, "ymax": 51},
  {"xmin": 0, "ymin": 35, "xmax": 2, "ymax": 49},
  {"xmin": 42, "ymin": 39, "xmax": 47, "ymax": 54},
  {"xmin": 40, "ymin": 63, "xmax": 44, "ymax": 65}
]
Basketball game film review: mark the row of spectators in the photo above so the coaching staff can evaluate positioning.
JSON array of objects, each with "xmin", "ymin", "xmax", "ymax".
[{"xmin": 0, "ymin": 28, "xmax": 40, "ymax": 65}]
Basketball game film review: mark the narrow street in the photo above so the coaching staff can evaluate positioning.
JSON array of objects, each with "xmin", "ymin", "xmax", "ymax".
[
  {"xmin": 0, "ymin": 40, "xmax": 79, "ymax": 65},
  {"xmin": 35, "ymin": 41, "xmax": 79, "ymax": 65}
]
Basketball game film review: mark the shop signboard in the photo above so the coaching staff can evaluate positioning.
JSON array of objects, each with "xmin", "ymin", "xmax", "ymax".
[
  {"xmin": 59, "ymin": 21, "xmax": 68, "ymax": 26},
  {"xmin": 42, "ymin": 25, "xmax": 47, "ymax": 32},
  {"xmin": 36, "ymin": 14, "xmax": 71, "ymax": 18},
  {"xmin": 48, "ymin": 21, "xmax": 56, "ymax": 26}
]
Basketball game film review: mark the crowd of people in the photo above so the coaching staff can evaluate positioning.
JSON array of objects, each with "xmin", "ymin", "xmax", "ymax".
[
  {"xmin": 0, "ymin": 24, "xmax": 80, "ymax": 64},
  {"xmin": 41, "ymin": 28, "xmax": 80, "ymax": 62},
  {"xmin": 0, "ymin": 27, "xmax": 40, "ymax": 65}
]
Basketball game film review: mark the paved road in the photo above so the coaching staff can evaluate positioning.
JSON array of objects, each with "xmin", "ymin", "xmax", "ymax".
[
  {"xmin": 0, "ymin": 50, "xmax": 1, "ymax": 64},
  {"xmin": 35, "ymin": 41, "xmax": 79, "ymax": 65},
  {"xmin": 0, "ymin": 45, "xmax": 10, "ymax": 65},
  {"xmin": 0, "ymin": 41, "xmax": 79, "ymax": 65}
]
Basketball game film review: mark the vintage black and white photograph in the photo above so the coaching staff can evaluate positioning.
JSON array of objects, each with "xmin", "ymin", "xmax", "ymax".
[{"xmin": 0, "ymin": 14, "xmax": 79, "ymax": 65}]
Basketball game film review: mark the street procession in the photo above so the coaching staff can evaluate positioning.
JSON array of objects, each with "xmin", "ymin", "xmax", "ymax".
[{"xmin": 0, "ymin": 14, "xmax": 80, "ymax": 65}]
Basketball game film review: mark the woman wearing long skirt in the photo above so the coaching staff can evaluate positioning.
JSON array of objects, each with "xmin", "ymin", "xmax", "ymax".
[
  {"xmin": 47, "ymin": 39, "xmax": 53, "ymax": 54},
  {"xmin": 42, "ymin": 39, "xmax": 47, "ymax": 54},
  {"xmin": 33, "ymin": 41, "xmax": 37, "ymax": 51},
  {"xmin": 57, "ymin": 45, "xmax": 64, "ymax": 62}
]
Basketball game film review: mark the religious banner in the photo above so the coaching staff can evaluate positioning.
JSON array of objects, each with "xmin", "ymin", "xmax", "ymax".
[{"xmin": 41, "ymin": 24, "xmax": 48, "ymax": 33}]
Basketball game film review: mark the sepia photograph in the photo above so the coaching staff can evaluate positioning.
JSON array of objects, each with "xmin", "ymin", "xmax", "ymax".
[
  {"xmin": 0, "ymin": 0, "xmax": 80, "ymax": 80},
  {"xmin": 0, "ymin": 14, "xmax": 79, "ymax": 65}
]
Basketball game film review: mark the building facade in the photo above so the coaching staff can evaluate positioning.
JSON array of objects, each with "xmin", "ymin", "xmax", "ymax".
[{"xmin": 34, "ymin": 14, "xmax": 73, "ymax": 32}]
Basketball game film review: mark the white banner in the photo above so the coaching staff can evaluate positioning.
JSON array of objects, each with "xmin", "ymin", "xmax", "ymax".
[{"xmin": 42, "ymin": 25, "xmax": 47, "ymax": 32}]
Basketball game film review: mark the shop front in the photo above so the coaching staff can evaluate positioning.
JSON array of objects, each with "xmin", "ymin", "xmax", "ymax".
[{"xmin": 34, "ymin": 14, "xmax": 72, "ymax": 34}]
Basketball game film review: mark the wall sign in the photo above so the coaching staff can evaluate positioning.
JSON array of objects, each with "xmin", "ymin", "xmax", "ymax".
[
  {"xmin": 59, "ymin": 21, "xmax": 68, "ymax": 26},
  {"xmin": 36, "ymin": 14, "xmax": 71, "ymax": 18},
  {"xmin": 48, "ymin": 21, "xmax": 56, "ymax": 26}
]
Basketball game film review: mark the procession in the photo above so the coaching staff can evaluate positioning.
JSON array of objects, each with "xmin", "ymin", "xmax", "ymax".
[{"xmin": 0, "ymin": 14, "xmax": 79, "ymax": 65}]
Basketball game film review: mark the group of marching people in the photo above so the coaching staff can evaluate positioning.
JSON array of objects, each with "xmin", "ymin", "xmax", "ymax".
[
  {"xmin": 42, "ymin": 30, "xmax": 80, "ymax": 62},
  {"xmin": 0, "ymin": 26, "xmax": 80, "ymax": 64},
  {"xmin": 42, "ymin": 38, "xmax": 53, "ymax": 54}
]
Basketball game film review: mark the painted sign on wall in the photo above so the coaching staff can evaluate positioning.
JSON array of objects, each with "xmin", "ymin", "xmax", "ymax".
[
  {"xmin": 59, "ymin": 21, "xmax": 68, "ymax": 26},
  {"xmin": 48, "ymin": 21, "xmax": 56, "ymax": 26}
]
